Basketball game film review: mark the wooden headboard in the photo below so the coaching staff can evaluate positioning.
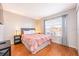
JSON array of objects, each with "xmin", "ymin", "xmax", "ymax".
[{"xmin": 21, "ymin": 28, "xmax": 35, "ymax": 34}]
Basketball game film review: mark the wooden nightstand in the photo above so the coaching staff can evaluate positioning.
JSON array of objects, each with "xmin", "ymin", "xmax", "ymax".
[{"xmin": 14, "ymin": 35, "xmax": 21, "ymax": 44}]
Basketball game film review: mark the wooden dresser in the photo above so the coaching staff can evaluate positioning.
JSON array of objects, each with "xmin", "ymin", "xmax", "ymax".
[{"xmin": 0, "ymin": 40, "xmax": 11, "ymax": 56}]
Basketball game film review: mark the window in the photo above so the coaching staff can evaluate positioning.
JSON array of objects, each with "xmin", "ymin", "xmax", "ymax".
[
  {"xmin": 45, "ymin": 17, "xmax": 62, "ymax": 37},
  {"xmin": 44, "ymin": 15, "xmax": 67, "ymax": 45}
]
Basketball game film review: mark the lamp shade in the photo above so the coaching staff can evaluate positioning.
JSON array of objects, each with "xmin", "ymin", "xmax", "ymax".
[{"xmin": 15, "ymin": 29, "xmax": 21, "ymax": 35}]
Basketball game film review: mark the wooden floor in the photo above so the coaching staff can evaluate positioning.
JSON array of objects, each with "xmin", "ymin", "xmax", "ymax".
[{"xmin": 11, "ymin": 43, "xmax": 78, "ymax": 56}]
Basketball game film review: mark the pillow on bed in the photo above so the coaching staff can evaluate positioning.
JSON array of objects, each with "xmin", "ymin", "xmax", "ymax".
[{"xmin": 23, "ymin": 30, "xmax": 35, "ymax": 34}]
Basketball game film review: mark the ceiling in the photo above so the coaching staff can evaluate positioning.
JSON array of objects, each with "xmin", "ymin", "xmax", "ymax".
[{"xmin": 2, "ymin": 3, "xmax": 76, "ymax": 19}]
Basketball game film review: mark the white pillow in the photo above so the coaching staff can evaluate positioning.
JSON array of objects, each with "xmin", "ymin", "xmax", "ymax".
[
  {"xmin": 24, "ymin": 30, "xmax": 35, "ymax": 34},
  {"xmin": 30, "ymin": 30, "xmax": 35, "ymax": 34}
]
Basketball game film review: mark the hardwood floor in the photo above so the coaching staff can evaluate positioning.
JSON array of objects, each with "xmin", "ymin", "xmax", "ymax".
[{"xmin": 11, "ymin": 43, "xmax": 78, "ymax": 56}]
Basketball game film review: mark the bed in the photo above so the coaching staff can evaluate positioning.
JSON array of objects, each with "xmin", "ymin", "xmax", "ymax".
[{"xmin": 21, "ymin": 28, "xmax": 51, "ymax": 54}]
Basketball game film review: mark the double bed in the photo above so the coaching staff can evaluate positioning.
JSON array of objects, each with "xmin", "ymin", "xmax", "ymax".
[{"xmin": 21, "ymin": 28, "xmax": 51, "ymax": 54}]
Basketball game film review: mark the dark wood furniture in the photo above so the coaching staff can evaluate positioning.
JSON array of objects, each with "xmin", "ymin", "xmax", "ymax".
[
  {"xmin": 14, "ymin": 35, "xmax": 21, "ymax": 44},
  {"xmin": 0, "ymin": 40, "xmax": 11, "ymax": 56}
]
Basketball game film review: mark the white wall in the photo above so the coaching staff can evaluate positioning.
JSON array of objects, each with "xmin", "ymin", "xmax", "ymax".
[
  {"xmin": 77, "ymin": 4, "xmax": 79, "ymax": 54},
  {"xmin": 0, "ymin": 4, "xmax": 4, "ymax": 24},
  {"xmin": 34, "ymin": 19, "xmax": 44, "ymax": 34},
  {"xmin": 3, "ymin": 10, "xmax": 35, "ymax": 44},
  {"xmin": 43, "ymin": 8, "xmax": 77, "ymax": 49},
  {"xmin": 0, "ymin": 25, "xmax": 4, "ymax": 41}
]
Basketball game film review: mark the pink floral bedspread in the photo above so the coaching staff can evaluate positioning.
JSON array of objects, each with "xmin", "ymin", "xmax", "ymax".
[{"xmin": 21, "ymin": 34, "xmax": 51, "ymax": 52}]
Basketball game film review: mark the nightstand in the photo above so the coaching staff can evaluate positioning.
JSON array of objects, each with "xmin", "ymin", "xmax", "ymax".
[{"xmin": 14, "ymin": 35, "xmax": 21, "ymax": 44}]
